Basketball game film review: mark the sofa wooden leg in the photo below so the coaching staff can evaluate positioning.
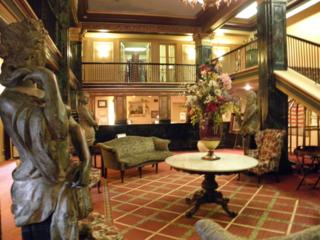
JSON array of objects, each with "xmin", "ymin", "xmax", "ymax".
[
  {"xmin": 138, "ymin": 167, "xmax": 142, "ymax": 178},
  {"xmin": 155, "ymin": 163, "xmax": 158, "ymax": 173},
  {"xmin": 313, "ymin": 175, "xmax": 320, "ymax": 189},
  {"xmin": 102, "ymin": 167, "xmax": 107, "ymax": 179},
  {"xmin": 120, "ymin": 170, "xmax": 125, "ymax": 183},
  {"xmin": 94, "ymin": 154, "xmax": 97, "ymax": 168},
  {"xmin": 97, "ymin": 180, "xmax": 101, "ymax": 193}
]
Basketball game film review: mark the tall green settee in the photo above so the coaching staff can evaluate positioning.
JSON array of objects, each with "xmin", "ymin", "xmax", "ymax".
[
  {"xmin": 195, "ymin": 219, "xmax": 320, "ymax": 240},
  {"xmin": 97, "ymin": 136, "xmax": 173, "ymax": 182}
]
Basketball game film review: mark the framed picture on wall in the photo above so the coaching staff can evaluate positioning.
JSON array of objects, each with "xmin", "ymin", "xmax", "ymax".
[
  {"xmin": 229, "ymin": 113, "xmax": 242, "ymax": 134},
  {"xmin": 98, "ymin": 100, "xmax": 107, "ymax": 108},
  {"xmin": 179, "ymin": 112, "xmax": 187, "ymax": 121},
  {"xmin": 129, "ymin": 101, "xmax": 145, "ymax": 116}
]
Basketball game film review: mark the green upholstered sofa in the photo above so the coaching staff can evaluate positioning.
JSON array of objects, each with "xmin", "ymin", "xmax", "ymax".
[
  {"xmin": 97, "ymin": 136, "xmax": 173, "ymax": 182},
  {"xmin": 195, "ymin": 219, "xmax": 320, "ymax": 240}
]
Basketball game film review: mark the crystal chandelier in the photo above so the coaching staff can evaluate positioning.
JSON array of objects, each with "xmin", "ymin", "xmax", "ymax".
[{"xmin": 181, "ymin": 0, "xmax": 234, "ymax": 9}]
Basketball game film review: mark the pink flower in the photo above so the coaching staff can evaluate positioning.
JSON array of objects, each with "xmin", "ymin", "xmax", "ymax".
[
  {"xmin": 217, "ymin": 96, "xmax": 224, "ymax": 102},
  {"xmin": 220, "ymin": 73, "xmax": 232, "ymax": 90},
  {"xmin": 205, "ymin": 102, "xmax": 218, "ymax": 113},
  {"xmin": 200, "ymin": 64, "xmax": 213, "ymax": 75}
]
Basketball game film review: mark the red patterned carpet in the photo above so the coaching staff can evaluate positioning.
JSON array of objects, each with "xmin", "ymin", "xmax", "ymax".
[{"xmin": 1, "ymin": 149, "xmax": 320, "ymax": 240}]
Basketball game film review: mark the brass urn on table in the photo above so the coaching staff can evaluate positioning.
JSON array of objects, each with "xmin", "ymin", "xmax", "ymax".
[{"xmin": 199, "ymin": 118, "xmax": 222, "ymax": 160}]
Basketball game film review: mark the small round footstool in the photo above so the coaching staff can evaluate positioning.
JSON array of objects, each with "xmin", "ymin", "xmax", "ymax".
[
  {"xmin": 79, "ymin": 212, "xmax": 123, "ymax": 240},
  {"xmin": 89, "ymin": 168, "xmax": 101, "ymax": 193}
]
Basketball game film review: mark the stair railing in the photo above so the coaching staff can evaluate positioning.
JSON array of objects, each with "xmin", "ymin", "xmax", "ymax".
[{"xmin": 287, "ymin": 34, "xmax": 320, "ymax": 84}]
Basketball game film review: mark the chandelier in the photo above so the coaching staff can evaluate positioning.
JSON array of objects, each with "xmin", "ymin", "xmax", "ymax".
[{"xmin": 181, "ymin": 0, "xmax": 234, "ymax": 9}]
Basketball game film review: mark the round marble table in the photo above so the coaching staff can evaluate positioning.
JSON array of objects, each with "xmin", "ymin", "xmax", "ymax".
[{"xmin": 165, "ymin": 152, "xmax": 258, "ymax": 218}]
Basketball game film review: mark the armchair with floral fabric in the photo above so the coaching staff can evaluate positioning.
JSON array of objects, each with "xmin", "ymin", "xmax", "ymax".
[
  {"xmin": 246, "ymin": 129, "xmax": 286, "ymax": 183},
  {"xmin": 195, "ymin": 219, "xmax": 320, "ymax": 240}
]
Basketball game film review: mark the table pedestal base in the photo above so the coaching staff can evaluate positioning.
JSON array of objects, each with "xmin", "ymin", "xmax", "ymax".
[{"xmin": 185, "ymin": 173, "xmax": 237, "ymax": 218}]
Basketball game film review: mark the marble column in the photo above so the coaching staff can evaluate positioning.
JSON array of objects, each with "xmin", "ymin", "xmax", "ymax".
[
  {"xmin": 257, "ymin": 0, "xmax": 290, "ymax": 172},
  {"xmin": 194, "ymin": 33, "xmax": 212, "ymax": 78},
  {"xmin": 56, "ymin": 0, "xmax": 71, "ymax": 104},
  {"xmin": 193, "ymin": 33, "xmax": 212, "ymax": 65}
]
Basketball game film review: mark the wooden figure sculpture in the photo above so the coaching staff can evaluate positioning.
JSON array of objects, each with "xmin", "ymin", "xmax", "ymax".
[
  {"xmin": 78, "ymin": 92, "xmax": 98, "ymax": 147},
  {"xmin": 0, "ymin": 19, "xmax": 91, "ymax": 240},
  {"xmin": 240, "ymin": 90, "xmax": 259, "ymax": 154}
]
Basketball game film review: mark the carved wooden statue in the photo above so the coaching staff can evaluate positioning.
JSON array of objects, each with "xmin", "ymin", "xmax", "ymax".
[
  {"xmin": 240, "ymin": 90, "xmax": 260, "ymax": 154},
  {"xmin": 78, "ymin": 92, "xmax": 98, "ymax": 147},
  {"xmin": 0, "ymin": 19, "xmax": 91, "ymax": 240}
]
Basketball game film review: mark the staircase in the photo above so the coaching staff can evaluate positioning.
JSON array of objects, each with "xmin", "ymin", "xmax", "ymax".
[
  {"xmin": 288, "ymin": 99, "xmax": 320, "ymax": 153},
  {"xmin": 214, "ymin": 34, "xmax": 320, "ymax": 152},
  {"xmin": 274, "ymin": 68, "xmax": 320, "ymax": 115}
]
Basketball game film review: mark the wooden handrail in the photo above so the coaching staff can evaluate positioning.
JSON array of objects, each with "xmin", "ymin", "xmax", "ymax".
[
  {"xmin": 287, "ymin": 34, "xmax": 320, "ymax": 47},
  {"xmin": 211, "ymin": 39, "xmax": 258, "ymax": 62},
  {"xmin": 82, "ymin": 62, "xmax": 197, "ymax": 67}
]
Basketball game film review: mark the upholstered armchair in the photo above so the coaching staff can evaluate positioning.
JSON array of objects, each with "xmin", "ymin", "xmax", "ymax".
[
  {"xmin": 246, "ymin": 129, "xmax": 286, "ymax": 183},
  {"xmin": 195, "ymin": 219, "xmax": 320, "ymax": 240}
]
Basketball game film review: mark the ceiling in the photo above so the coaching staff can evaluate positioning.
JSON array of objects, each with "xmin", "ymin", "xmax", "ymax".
[
  {"xmin": 87, "ymin": 0, "xmax": 202, "ymax": 19},
  {"xmin": 78, "ymin": 0, "xmax": 316, "ymax": 35},
  {"xmin": 78, "ymin": 0, "xmax": 254, "ymax": 33}
]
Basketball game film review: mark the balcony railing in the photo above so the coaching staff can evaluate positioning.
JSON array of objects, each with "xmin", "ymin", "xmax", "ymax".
[
  {"xmin": 287, "ymin": 35, "xmax": 320, "ymax": 84},
  {"xmin": 82, "ymin": 62, "xmax": 197, "ymax": 83},
  {"xmin": 212, "ymin": 39, "xmax": 258, "ymax": 75}
]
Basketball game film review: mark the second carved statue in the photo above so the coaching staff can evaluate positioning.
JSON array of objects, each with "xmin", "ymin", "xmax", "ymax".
[
  {"xmin": 78, "ymin": 92, "xmax": 98, "ymax": 147},
  {"xmin": 240, "ymin": 90, "xmax": 260, "ymax": 155}
]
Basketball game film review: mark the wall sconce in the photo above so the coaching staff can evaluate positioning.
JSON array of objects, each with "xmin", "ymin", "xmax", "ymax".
[
  {"xmin": 95, "ymin": 42, "xmax": 112, "ymax": 58},
  {"xmin": 244, "ymin": 83, "xmax": 252, "ymax": 91},
  {"xmin": 186, "ymin": 46, "xmax": 195, "ymax": 60}
]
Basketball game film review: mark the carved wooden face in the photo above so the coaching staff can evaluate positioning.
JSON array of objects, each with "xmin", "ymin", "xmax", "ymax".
[
  {"xmin": 0, "ymin": 19, "xmax": 47, "ymax": 85},
  {"xmin": 246, "ymin": 90, "xmax": 257, "ymax": 106}
]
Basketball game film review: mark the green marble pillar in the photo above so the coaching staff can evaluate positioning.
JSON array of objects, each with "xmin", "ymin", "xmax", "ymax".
[
  {"xmin": 257, "ymin": 0, "xmax": 290, "ymax": 172},
  {"xmin": 194, "ymin": 33, "xmax": 212, "ymax": 73},
  {"xmin": 70, "ymin": 41, "xmax": 82, "ymax": 82},
  {"xmin": 56, "ymin": 0, "xmax": 71, "ymax": 104}
]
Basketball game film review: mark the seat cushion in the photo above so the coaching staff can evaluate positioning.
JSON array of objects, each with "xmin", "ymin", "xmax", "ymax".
[
  {"xmin": 140, "ymin": 151, "xmax": 173, "ymax": 162},
  {"xmin": 258, "ymin": 130, "xmax": 285, "ymax": 162},
  {"xmin": 121, "ymin": 151, "xmax": 173, "ymax": 167}
]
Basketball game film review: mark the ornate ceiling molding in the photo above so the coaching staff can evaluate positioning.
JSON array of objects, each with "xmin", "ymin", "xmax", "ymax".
[
  {"xmin": 81, "ymin": 22, "xmax": 201, "ymax": 35},
  {"xmin": 196, "ymin": 0, "xmax": 255, "ymax": 32},
  {"xmin": 78, "ymin": 0, "xmax": 256, "ymax": 34}
]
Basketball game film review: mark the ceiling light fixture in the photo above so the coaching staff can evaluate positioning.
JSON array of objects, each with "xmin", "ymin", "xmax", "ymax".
[
  {"xmin": 181, "ymin": 0, "xmax": 234, "ymax": 9},
  {"xmin": 235, "ymin": 1, "xmax": 257, "ymax": 19},
  {"xmin": 124, "ymin": 47, "xmax": 146, "ymax": 52}
]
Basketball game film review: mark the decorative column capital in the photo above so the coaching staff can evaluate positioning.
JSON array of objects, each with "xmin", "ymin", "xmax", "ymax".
[{"xmin": 193, "ymin": 32, "xmax": 211, "ymax": 45}]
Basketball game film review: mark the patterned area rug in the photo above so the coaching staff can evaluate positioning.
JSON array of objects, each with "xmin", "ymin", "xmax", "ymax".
[
  {"xmin": 90, "ymin": 152, "xmax": 320, "ymax": 240},
  {"xmin": 1, "ymin": 150, "xmax": 320, "ymax": 240}
]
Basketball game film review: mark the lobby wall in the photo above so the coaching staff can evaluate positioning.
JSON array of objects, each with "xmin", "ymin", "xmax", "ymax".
[{"xmin": 287, "ymin": 3, "xmax": 320, "ymax": 44}]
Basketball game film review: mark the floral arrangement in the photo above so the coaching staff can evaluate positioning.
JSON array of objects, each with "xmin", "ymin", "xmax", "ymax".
[{"xmin": 185, "ymin": 64, "xmax": 235, "ymax": 126}]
